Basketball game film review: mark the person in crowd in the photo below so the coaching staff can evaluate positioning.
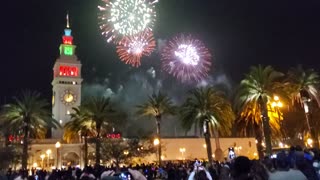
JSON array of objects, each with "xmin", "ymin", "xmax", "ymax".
[
  {"xmin": 231, "ymin": 156, "xmax": 252, "ymax": 180},
  {"xmin": 250, "ymin": 160, "xmax": 268, "ymax": 180},
  {"xmin": 268, "ymin": 151, "xmax": 307, "ymax": 180}
]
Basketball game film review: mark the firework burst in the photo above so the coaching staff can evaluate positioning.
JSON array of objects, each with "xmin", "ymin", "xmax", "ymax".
[
  {"xmin": 161, "ymin": 34, "xmax": 212, "ymax": 82},
  {"xmin": 116, "ymin": 30, "xmax": 156, "ymax": 67},
  {"xmin": 98, "ymin": 0, "xmax": 156, "ymax": 43}
]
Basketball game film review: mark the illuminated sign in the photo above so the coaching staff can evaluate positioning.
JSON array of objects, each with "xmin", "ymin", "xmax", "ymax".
[
  {"xmin": 63, "ymin": 36, "xmax": 73, "ymax": 45},
  {"xmin": 106, "ymin": 133, "xmax": 121, "ymax": 139},
  {"xmin": 59, "ymin": 66, "xmax": 79, "ymax": 77},
  {"xmin": 64, "ymin": 46, "xmax": 73, "ymax": 56}
]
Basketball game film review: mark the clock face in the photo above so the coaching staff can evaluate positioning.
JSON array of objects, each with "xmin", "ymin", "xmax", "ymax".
[
  {"xmin": 61, "ymin": 90, "xmax": 77, "ymax": 106},
  {"xmin": 64, "ymin": 46, "xmax": 73, "ymax": 56}
]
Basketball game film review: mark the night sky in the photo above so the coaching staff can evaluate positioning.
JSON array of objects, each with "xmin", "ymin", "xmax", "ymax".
[{"xmin": 1, "ymin": 0, "xmax": 320, "ymax": 103}]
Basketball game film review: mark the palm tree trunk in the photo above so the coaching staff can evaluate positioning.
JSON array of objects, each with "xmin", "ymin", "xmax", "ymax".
[
  {"xmin": 22, "ymin": 120, "xmax": 29, "ymax": 169},
  {"xmin": 156, "ymin": 117, "xmax": 161, "ymax": 166},
  {"xmin": 306, "ymin": 113, "xmax": 320, "ymax": 149},
  {"xmin": 254, "ymin": 123, "xmax": 264, "ymax": 160},
  {"xmin": 259, "ymin": 96, "xmax": 272, "ymax": 156},
  {"xmin": 213, "ymin": 128, "xmax": 224, "ymax": 162},
  {"xmin": 203, "ymin": 120, "xmax": 213, "ymax": 165},
  {"xmin": 96, "ymin": 126, "xmax": 101, "ymax": 166},
  {"xmin": 84, "ymin": 136, "xmax": 88, "ymax": 167}
]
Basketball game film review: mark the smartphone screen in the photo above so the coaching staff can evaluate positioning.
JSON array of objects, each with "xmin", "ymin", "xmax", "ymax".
[{"xmin": 228, "ymin": 147, "xmax": 236, "ymax": 160}]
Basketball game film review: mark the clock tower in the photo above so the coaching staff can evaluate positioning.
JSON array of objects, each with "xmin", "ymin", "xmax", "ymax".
[{"xmin": 52, "ymin": 15, "xmax": 82, "ymax": 139}]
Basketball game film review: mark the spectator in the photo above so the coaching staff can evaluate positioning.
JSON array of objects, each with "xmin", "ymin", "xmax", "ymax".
[
  {"xmin": 268, "ymin": 151, "xmax": 307, "ymax": 180},
  {"xmin": 232, "ymin": 156, "xmax": 252, "ymax": 180}
]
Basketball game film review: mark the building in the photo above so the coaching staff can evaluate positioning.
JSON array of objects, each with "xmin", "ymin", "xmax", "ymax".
[
  {"xmin": 51, "ymin": 14, "xmax": 82, "ymax": 139},
  {"xmin": 26, "ymin": 16, "xmax": 257, "ymax": 170},
  {"xmin": 29, "ymin": 15, "xmax": 83, "ymax": 170}
]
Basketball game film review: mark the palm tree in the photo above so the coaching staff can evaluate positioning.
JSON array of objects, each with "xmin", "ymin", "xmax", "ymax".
[
  {"xmin": 0, "ymin": 91, "xmax": 59, "ymax": 169},
  {"xmin": 80, "ymin": 97, "xmax": 120, "ymax": 166},
  {"xmin": 136, "ymin": 92, "xmax": 175, "ymax": 165},
  {"xmin": 235, "ymin": 65, "xmax": 283, "ymax": 157},
  {"xmin": 64, "ymin": 106, "xmax": 96, "ymax": 167},
  {"xmin": 285, "ymin": 65, "xmax": 320, "ymax": 148},
  {"xmin": 180, "ymin": 87, "xmax": 234, "ymax": 163}
]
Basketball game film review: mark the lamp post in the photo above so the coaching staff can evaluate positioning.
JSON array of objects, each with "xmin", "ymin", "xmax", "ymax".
[
  {"xmin": 46, "ymin": 149, "xmax": 51, "ymax": 169},
  {"xmin": 179, "ymin": 148, "xmax": 186, "ymax": 160},
  {"xmin": 40, "ymin": 154, "xmax": 45, "ymax": 169},
  {"xmin": 55, "ymin": 141, "xmax": 61, "ymax": 169}
]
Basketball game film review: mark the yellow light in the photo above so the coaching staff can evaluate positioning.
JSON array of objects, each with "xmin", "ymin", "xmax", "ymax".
[
  {"xmin": 153, "ymin": 138, "xmax": 159, "ymax": 146},
  {"xmin": 277, "ymin": 102, "xmax": 283, "ymax": 107},
  {"xmin": 40, "ymin": 154, "xmax": 45, "ymax": 159},
  {"xmin": 123, "ymin": 150, "xmax": 129, "ymax": 155},
  {"xmin": 55, "ymin": 141, "xmax": 61, "ymax": 148},
  {"xmin": 33, "ymin": 163, "xmax": 38, "ymax": 167},
  {"xmin": 279, "ymin": 142, "xmax": 284, "ymax": 148},
  {"xmin": 271, "ymin": 102, "xmax": 277, "ymax": 107},
  {"xmin": 203, "ymin": 144, "xmax": 207, "ymax": 148},
  {"xmin": 253, "ymin": 152, "xmax": 258, "ymax": 157},
  {"xmin": 284, "ymin": 144, "xmax": 288, "ymax": 148},
  {"xmin": 46, "ymin": 149, "xmax": 52, "ymax": 156},
  {"xmin": 274, "ymin": 96, "xmax": 279, "ymax": 101},
  {"xmin": 307, "ymin": 138, "xmax": 313, "ymax": 145},
  {"xmin": 179, "ymin": 148, "xmax": 186, "ymax": 153}
]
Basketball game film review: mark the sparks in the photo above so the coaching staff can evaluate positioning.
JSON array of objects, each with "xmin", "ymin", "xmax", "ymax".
[
  {"xmin": 161, "ymin": 34, "xmax": 212, "ymax": 83},
  {"xmin": 98, "ymin": 0, "xmax": 156, "ymax": 43},
  {"xmin": 116, "ymin": 30, "xmax": 156, "ymax": 67}
]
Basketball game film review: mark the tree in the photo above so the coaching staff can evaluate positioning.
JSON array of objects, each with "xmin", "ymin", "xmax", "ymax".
[
  {"xmin": 136, "ymin": 92, "xmax": 175, "ymax": 165},
  {"xmin": 0, "ymin": 146, "xmax": 21, "ymax": 170},
  {"xmin": 180, "ymin": 87, "xmax": 235, "ymax": 163},
  {"xmin": 101, "ymin": 138, "xmax": 156, "ymax": 167},
  {"xmin": 285, "ymin": 65, "xmax": 320, "ymax": 148},
  {"xmin": 64, "ymin": 106, "xmax": 96, "ymax": 167},
  {"xmin": 0, "ymin": 91, "xmax": 60, "ymax": 169},
  {"xmin": 235, "ymin": 65, "xmax": 283, "ymax": 158},
  {"xmin": 79, "ymin": 97, "xmax": 121, "ymax": 166}
]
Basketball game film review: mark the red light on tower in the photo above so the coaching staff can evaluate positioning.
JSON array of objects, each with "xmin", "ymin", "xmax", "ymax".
[
  {"xmin": 59, "ymin": 66, "xmax": 78, "ymax": 77},
  {"xmin": 63, "ymin": 36, "xmax": 73, "ymax": 45}
]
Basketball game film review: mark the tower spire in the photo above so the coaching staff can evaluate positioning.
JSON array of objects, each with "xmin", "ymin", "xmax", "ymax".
[{"xmin": 66, "ymin": 13, "xmax": 70, "ymax": 28}]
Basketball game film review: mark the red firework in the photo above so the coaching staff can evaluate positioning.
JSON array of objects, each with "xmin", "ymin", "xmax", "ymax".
[
  {"xmin": 161, "ymin": 34, "xmax": 212, "ymax": 82},
  {"xmin": 116, "ymin": 30, "xmax": 156, "ymax": 67}
]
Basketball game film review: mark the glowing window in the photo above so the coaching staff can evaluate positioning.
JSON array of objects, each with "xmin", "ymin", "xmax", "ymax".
[
  {"xmin": 64, "ymin": 46, "xmax": 73, "ymax": 56},
  {"xmin": 59, "ymin": 66, "xmax": 79, "ymax": 77}
]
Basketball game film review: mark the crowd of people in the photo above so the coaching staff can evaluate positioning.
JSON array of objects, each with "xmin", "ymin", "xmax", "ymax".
[{"xmin": 4, "ymin": 145, "xmax": 320, "ymax": 180}]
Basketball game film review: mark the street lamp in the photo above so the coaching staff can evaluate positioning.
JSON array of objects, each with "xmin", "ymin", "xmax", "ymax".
[
  {"xmin": 179, "ymin": 148, "xmax": 186, "ymax": 160},
  {"xmin": 40, "ymin": 154, "xmax": 45, "ymax": 169},
  {"xmin": 55, "ymin": 141, "xmax": 61, "ymax": 169},
  {"xmin": 123, "ymin": 150, "xmax": 129, "ymax": 155},
  {"xmin": 46, "ymin": 149, "xmax": 51, "ymax": 169},
  {"xmin": 153, "ymin": 138, "xmax": 160, "ymax": 146}
]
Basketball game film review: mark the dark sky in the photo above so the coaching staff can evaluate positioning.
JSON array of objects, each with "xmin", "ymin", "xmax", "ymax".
[{"xmin": 1, "ymin": 0, "xmax": 320, "ymax": 102}]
